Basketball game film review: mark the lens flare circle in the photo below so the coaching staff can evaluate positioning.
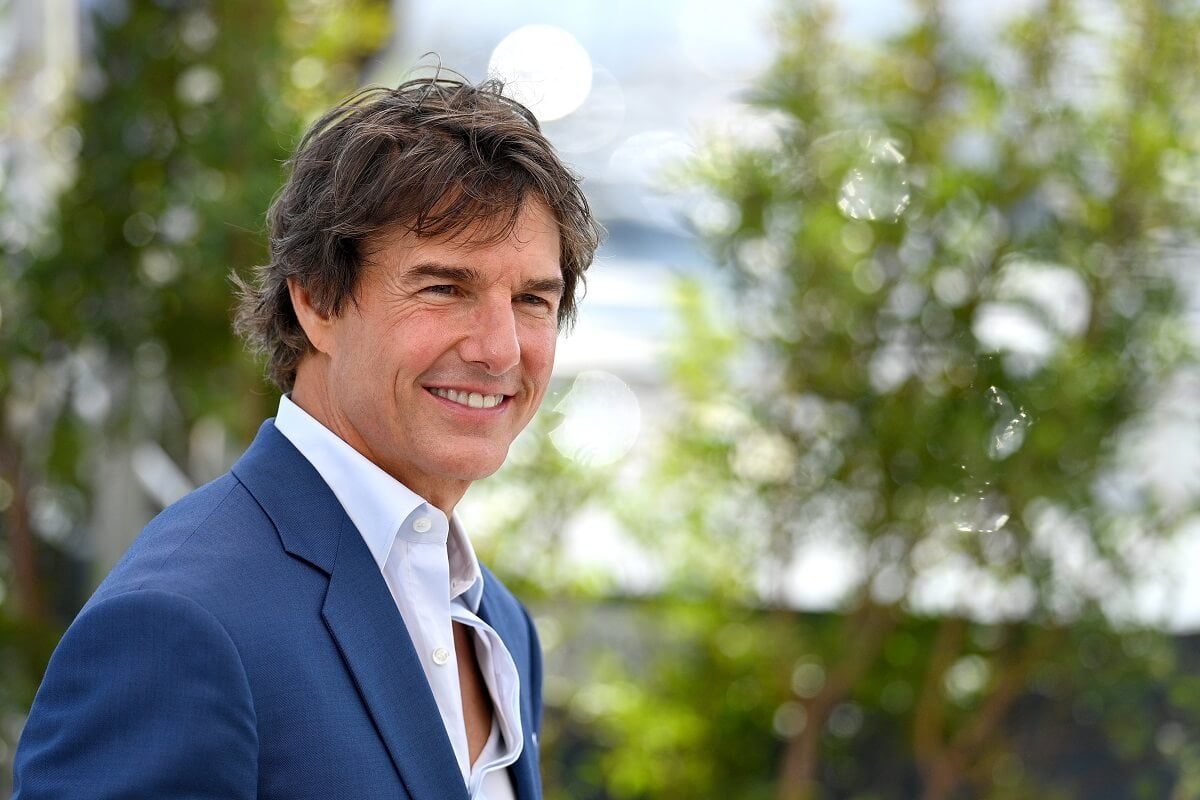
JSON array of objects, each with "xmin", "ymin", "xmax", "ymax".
[
  {"xmin": 489, "ymin": 25, "xmax": 593, "ymax": 122},
  {"xmin": 549, "ymin": 370, "xmax": 641, "ymax": 467}
]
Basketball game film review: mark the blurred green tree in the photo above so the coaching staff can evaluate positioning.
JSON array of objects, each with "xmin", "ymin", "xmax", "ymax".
[
  {"xmin": 476, "ymin": 0, "xmax": 1200, "ymax": 797},
  {"xmin": 0, "ymin": 0, "xmax": 388, "ymax": 785},
  {"xmin": 638, "ymin": 0, "xmax": 1199, "ymax": 796}
]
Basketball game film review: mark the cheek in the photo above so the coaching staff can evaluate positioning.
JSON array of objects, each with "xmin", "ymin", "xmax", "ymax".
[
  {"xmin": 342, "ymin": 337, "xmax": 388, "ymax": 392},
  {"xmin": 523, "ymin": 323, "xmax": 558, "ymax": 369},
  {"xmin": 336, "ymin": 333, "xmax": 408, "ymax": 412},
  {"xmin": 384, "ymin": 309, "xmax": 460, "ymax": 367},
  {"xmin": 523, "ymin": 333, "xmax": 557, "ymax": 389},
  {"xmin": 518, "ymin": 330, "xmax": 557, "ymax": 414}
]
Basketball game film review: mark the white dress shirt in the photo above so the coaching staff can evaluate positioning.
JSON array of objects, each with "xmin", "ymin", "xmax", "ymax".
[{"xmin": 275, "ymin": 395, "xmax": 522, "ymax": 800}]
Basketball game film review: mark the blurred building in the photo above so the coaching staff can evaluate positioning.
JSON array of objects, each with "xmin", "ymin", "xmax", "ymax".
[{"xmin": 1, "ymin": 0, "xmax": 81, "ymax": 240}]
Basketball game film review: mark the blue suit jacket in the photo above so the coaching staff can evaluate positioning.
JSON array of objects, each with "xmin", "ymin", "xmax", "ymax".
[{"xmin": 13, "ymin": 420, "xmax": 544, "ymax": 799}]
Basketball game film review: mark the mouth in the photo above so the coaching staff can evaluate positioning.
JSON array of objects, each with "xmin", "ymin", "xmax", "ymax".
[{"xmin": 427, "ymin": 387, "xmax": 510, "ymax": 410}]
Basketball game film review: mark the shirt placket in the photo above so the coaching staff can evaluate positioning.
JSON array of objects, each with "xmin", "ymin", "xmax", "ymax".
[{"xmin": 393, "ymin": 509, "xmax": 472, "ymax": 780}]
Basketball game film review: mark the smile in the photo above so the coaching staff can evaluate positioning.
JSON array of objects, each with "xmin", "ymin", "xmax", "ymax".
[{"xmin": 429, "ymin": 387, "xmax": 507, "ymax": 409}]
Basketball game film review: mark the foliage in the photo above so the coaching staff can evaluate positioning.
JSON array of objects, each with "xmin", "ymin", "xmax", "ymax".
[
  {"xmin": 3, "ymin": 0, "xmax": 1200, "ymax": 796},
  {"xmin": 476, "ymin": 0, "xmax": 1200, "ymax": 797},
  {"xmin": 0, "ymin": 0, "xmax": 388, "ymax": 789}
]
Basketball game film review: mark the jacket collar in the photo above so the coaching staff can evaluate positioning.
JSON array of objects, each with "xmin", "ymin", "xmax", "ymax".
[{"xmin": 232, "ymin": 420, "xmax": 471, "ymax": 800}]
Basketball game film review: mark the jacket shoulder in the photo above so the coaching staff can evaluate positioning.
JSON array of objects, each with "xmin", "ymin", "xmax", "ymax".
[{"xmin": 92, "ymin": 472, "xmax": 278, "ymax": 606}]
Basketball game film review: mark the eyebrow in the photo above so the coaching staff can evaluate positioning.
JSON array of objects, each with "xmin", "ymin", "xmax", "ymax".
[
  {"xmin": 521, "ymin": 277, "xmax": 567, "ymax": 296},
  {"xmin": 404, "ymin": 262, "xmax": 566, "ymax": 296},
  {"xmin": 405, "ymin": 263, "xmax": 479, "ymax": 284}
]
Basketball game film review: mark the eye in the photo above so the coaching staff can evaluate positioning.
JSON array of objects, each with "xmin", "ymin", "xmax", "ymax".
[{"xmin": 423, "ymin": 284, "xmax": 459, "ymax": 296}]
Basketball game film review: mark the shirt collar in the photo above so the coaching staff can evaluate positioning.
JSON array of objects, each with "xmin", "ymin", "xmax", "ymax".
[
  {"xmin": 448, "ymin": 515, "xmax": 484, "ymax": 611},
  {"xmin": 274, "ymin": 395, "xmax": 483, "ymax": 609}
]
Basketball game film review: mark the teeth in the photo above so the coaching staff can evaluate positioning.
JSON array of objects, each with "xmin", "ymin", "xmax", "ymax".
[{"xmin": 431, "ymin": 388, "xmax": 504, "ymax": 409}]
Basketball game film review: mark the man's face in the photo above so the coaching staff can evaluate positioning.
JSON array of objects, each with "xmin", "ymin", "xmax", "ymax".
[{"xmin": 298, "ymin": 199, "xmax": 563, "ymax": 505}]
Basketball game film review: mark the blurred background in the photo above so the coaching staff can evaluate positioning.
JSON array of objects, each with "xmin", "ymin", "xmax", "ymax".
[{"xmin": 3, "ymin": 0, "xmax": 1200, "ymax": 797}]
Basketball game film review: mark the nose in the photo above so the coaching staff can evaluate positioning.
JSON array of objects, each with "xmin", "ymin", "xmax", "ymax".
[{"xmin": 459, "ymin": 295, "xmax": 521, "ymax": 376}]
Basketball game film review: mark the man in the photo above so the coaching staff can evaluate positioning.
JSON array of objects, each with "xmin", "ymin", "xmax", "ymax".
[{"xmin": 13, "ymin": 75, "xmax": 601, "ymax": 799}]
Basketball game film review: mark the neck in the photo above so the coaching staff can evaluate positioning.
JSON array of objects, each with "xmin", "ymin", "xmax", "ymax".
[{"xmin": 289, "ymin": 365, "xmax": 468, "ymax": 517}]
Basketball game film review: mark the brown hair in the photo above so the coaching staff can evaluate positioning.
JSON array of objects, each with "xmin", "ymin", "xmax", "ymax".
[{"xmin": 234, "ymin": 75, "xmax": 602, "ymax": 392}]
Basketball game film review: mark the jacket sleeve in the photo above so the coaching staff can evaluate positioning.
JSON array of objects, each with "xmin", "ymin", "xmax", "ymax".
[{"xmin": 13, "ymin": 589, "xmax": 258, "ymax": 799}]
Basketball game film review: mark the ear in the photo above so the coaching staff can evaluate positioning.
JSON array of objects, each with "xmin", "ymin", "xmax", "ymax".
[{"xmin": 288, "ymin": 277, "xmax": 337, "ymax": 355}]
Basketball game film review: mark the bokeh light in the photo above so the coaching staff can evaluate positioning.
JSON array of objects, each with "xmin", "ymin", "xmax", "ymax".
[
  {"xmin": 488, "ymin": 24, "xmax": 593, "ymax": 122},
  {"xmin": 549, "ymin": 370, "xmax": 641, "ymax": 467}
]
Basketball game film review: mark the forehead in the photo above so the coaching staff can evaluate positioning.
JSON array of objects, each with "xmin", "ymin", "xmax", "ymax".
[{"xmin": 367, "ymin": 198, "xmax": 561, "ymax": 268}]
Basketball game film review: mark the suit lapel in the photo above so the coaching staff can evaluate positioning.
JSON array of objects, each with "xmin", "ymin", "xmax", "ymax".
[
  {"xmin": 477, "ymin": 585, "xmax": 541, "ymax": 800},
  {"xmin": 234, "ymin": 421, "xmax": 468, "ymax": 800},
  {"xmin": 322, "ymin": 533, "xmax": 468, "ymax": 800}
]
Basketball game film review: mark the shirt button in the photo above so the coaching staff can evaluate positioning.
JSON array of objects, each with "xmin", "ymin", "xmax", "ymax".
[
  {"xmin": 413, "ymin": 516, "xmax": 432, "ymax": 533},
  {"xmin": 432, "ymin": 647, "xmax": 450, "ymax": 666}
]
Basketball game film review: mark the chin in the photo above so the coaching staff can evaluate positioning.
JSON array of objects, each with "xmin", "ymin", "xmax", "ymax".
[{"xmin": 437, "ymin": 446, "xmax": 511, "ymax": 482}]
